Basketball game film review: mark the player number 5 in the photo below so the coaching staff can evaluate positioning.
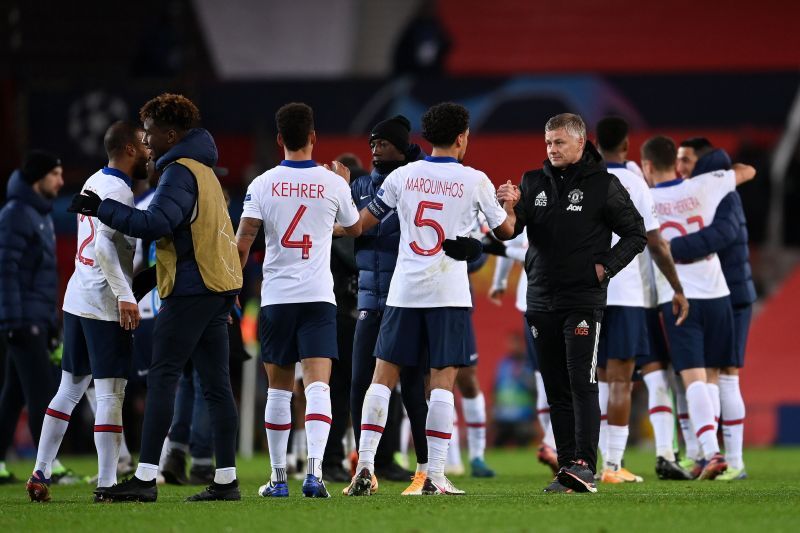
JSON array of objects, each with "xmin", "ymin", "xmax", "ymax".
[
  {"xmin": 410, "ymin": 201, "xmax": 444, "ymax": 256},
  {"xmin": 281, "ymin": 205, "xmax": 312, "ymax": 259}
]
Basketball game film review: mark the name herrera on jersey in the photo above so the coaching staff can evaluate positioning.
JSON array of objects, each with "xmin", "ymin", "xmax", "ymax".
[
  {"xmin": 655, "ymin": 196, "xmax": 700, "ymax": 215},
  {"xmin": 272, "ymin": 182, "xmax": 325, "ymax": 199},
  {"xmin": 405, "ymin": 176, "xmax": 464, "ymax": 197}
]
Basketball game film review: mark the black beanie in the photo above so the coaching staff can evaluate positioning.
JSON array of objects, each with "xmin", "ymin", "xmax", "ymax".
[
  {"xmin": 22, "ymin": 150, "xmax": 61, "ymax": 184},
  {"xmin": 370, "ymin": 115, "xmax": 411, "ymax": 153}
]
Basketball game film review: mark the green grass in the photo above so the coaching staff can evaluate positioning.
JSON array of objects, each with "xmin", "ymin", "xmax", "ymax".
[{"xmin": 2, "ymin": 448, "xmax": 799, "ymax": 532}]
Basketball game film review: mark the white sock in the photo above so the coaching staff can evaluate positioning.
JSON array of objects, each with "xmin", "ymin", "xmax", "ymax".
[
  {"xmin": 399, "ymin": 411, "xmax": 411, "ymax": 461},
  {"xmin": 643, "ymin": 370, "xmax": 676, "ymax": 461},
  {"xmin": 462, "ymin": 393, "xmax": 486, "ymax": 461},
  {"xmin": 292, "ymin": 429, "xmax": 307, "ymax": 461},
  {"xmin": 605, "ymin": 425, "xmax": 629, "ymax": 470},
  {"xmin": 447, "ymin": 407, "xmax": 462, "ymax": 466},
  {"xmin": 34, "ymin": 371, "xmax": 92, "ymax": 478},
  {"xmin": 685, "ymin": 381, "xmax": 720, "ymax": 459},
  {"xmin": 305, "ymin": 381, "xmax": 332, "ymax": 480},
  {"xmin": 708, "ymin": 382, "xmax": 721, "ymax": 431},
  {"xmin": 598, "ymin": 381, "xmax": 609, "ymax": 462},
  {"xmin": 168, "ymin": 441, "xmax": 189, "ymax": 454},
  {"xmin": 357, "ymin": 383, "xmax": 391, "ymax": 475},
  {"xmin": 118, "ymin": 432, "xmax": 132, "ymax": 464},
  {"xmin": 427, "ymin": 388, "xmax": 455, "ymax": 482},
  {"xmin": 265, "ymin": 388, "xmax": 292, "ymax": 483},
  {"xmin": 135, "ymin": 462, "xmax": 159, "ymax": 482},
  {"xmin": 192, "ymin": 457, "xmax": 213, "ymax": 467},
  {"xmin": 93, "ymin": 378, "xmax": 126, "ymax": 487},
  {"xmin": 214, "ymin": 466, "xmax": 236, "ymax": 484},
  {"xmin": 416, "ymin": 462, "xmax": 428, "ymax": 474},
  {"xmin": 719, "ymin": 375, "xmax": 746, "ymax": 470},
  {"xmin": 85, "ymin": 386, "xmax": 97, "ymax": 414},
  {"xmin": 535, "ymin": 371, "xmax": 554, "ymax": 448},
  {"xmin": 676, "ymin": 381, "xmax": 700, "ymax": 460}
]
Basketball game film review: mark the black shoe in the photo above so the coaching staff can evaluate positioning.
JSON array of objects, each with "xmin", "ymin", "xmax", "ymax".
[
  {"xmin": 543, "ymin": 475, "xmax": 573, "ymax": 493},
  {"xmin": 93, "ymin": 486, "xmax": 112, "ymax": 503},
  {"xmin": 557, "ymin": 460, "xmax": 598, "ymax": 493},
  {"xmin": 323, "ymin": 463, "xmax": 351, "ymax": 483},
  {"xmin": 101, "ymin": 476, "xmax": 157, "ymax": 503},
  {"xmin": 162, "ymin": 449, "xmax": 188, "ymax": 485},
  {"xmin": 374, "ymin": 461, "xmax": 413, "ymax": 482},
  {"xmin": 186, "ymin": 479, "xmax": 241, "ymax": 502},
  {"xmin": 655, "ymin": 456, "xmax": 693, "ymax": 481},
  {"xmin": 189, "ymin": 464, "xmax": 215, "ymax": 485}
]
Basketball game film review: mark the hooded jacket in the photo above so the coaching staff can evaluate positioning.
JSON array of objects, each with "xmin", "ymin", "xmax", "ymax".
[
  {"xmin": 0, "ymin": 170, "xmax": 58, "ymax": 329},
  {"xmin": 669, "ymin": 149, "xmax": 756, "ymax": 307},
  {"xmin": 513, "ymin": 141, "xmax": 646, "ymax": 311},
  {"xmin": 98, "ymin": 128, "xmax": 236, "ymax": 297},
  {"xmin": 351, "ymin": 143, "xmax": 425, "ymax": 311}
]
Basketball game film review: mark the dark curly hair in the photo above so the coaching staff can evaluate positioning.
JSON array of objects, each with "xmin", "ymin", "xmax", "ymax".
[
  {"xmin": 276, "ymin": 102, "xmax": 314, "ymax": 152},
  {"xmin": 139, "ymin": 93, "xmax": 201, "ymax": 131},
  {"xmin": 422, "ymin": 102, "xmax": 469, "ymax": 147}
]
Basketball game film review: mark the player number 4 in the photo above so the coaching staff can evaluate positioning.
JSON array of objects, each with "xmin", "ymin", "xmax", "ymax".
[
  {"xmin": 410, "ymin": 201, "xmax": 445, "ymax": 256},
  {"xmin": 281, "ymin": 205, "xmax": 312, "ymax": 259}
]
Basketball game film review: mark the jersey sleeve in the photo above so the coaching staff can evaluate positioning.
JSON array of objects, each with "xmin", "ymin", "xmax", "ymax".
[
  {"xmin": 241, "ymin": 179, "xmax": 263, "ymax": 220},
  {"xmin": 475, "ymin": 174, "xmax": 508, "ymax": 230},
  {"xmin": 699, "ymin": 169, "xmax": 736, "ymax": 209},
  {"xmin": 96, "ymin": 186, "xmax": 134, "ymax": 238},
  {"xmin": 637, "ymin": 186, "xmax": 660, "ymax": 232},
  {"xmin": 334, "ymin": 179, "xmax": 360, "ymax": 227}
]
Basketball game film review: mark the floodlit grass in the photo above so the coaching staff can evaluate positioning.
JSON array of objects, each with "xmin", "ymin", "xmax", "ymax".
[{"xmin": 2, "ymin": 447, "xmax": 799, "ymax": 532}]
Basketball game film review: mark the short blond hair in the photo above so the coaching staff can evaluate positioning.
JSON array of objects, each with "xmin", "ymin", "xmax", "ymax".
[{"xmin": 545, "ymin": 113, "xmax": 586, "ymax": 140}]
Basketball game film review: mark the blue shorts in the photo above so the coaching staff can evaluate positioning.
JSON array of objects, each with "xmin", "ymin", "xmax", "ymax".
[
  {"xmin": 660, "ymin": 296, "xmax": 735, "ymax": 372},
  {"xmin": 464, "ymin": 310, "xmax": 479, "ymax": 367},
  {"xmin": 61, "ymin": 312, "xmax": 132, "ymax": 379},
  {"xmin": 732, "ymin": 304, "xmax": 752, "ymax": 368},
  {"xmin": 597, "ymin": 306, "xmax": 649, "ymax": 368},
  {"xmin": 130, "ymin": 317, "xmax": 154, "ymax": 383},
  {"xmin": 374, "ymin": 306, "xmax": 471, "ymax": 369},
  {"xmin": 259, "ymin": 302, "xmax": 338, "ymax": 366},
  {"xmin": 522, "ymin": 313, "xmax": 539, "ymax": 371},
  {"xmin": 640, "ymin": 308, "xmax": 670, "ymax": 367}
]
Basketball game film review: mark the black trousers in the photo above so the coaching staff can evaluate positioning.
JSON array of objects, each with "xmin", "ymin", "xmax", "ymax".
[
  {"xmin": 323, "ymin": 312, "xmax": 355, "ymax": 470},
  {"xmin": 139, "ymin": 294, "xmax": 238, "ymax": 468},
  {"xmin": 351, "ymin": 310, "xmax": 428, "ymax": 465},
  {"xmin": 526, "ymin": 308, "xmax": 602, "ymax": 473},
  {"xmin": 0, "ymin": 327, "xmax": 57, "ymax": 460}
]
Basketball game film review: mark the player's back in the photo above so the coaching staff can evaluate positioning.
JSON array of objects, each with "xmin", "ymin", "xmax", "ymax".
[
  {"xmin": 650, "ymin": 170, "xmax": 736, "ymax": 302},
  {"xmin": 380, "ymin": 156, "xmax": 507, "ymax": 308},
  {"xmin": 63, "ymin": 168, "xmax": 135, "ymax": 321},
  {"xmin": 243, "ymin": 161, "xmax": 358, "ymax": 306}
]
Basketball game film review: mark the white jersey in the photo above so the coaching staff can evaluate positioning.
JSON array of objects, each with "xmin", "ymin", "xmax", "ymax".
[
  {"xmin": 132, "ymin": 190, "xmax": 160, "ymax": 319},
  {"xmin": 63, "ymin": 168, "xmax": 136, "ymax": 321},
  {"xmin": 242, "ymin": 160, "xmax": 360, "ymax": 306},
  {"xmin": 650, "ymin": 170, "xmax": 736, "ymax": 303},
  {"xmin": 376, "ymin": 156, "xmax": 508, "ymax": 308},
  {"xmin": 606, "ymin": 165, "xmax": 660, "ymax": 308}
]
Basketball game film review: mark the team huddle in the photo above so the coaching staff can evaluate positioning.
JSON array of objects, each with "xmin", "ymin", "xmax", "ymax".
[{"xmin": 20, "ymin": 92, "xmax": 755, "ymax": 502}]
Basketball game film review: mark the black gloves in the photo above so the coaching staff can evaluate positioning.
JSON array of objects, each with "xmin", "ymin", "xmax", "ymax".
[
  {"xmin": 132, "ymin": 266, "xmax": 158, "ymax": 302},
  {"xmin": 443, "ymin": 236, "xmax": 483, "ymax": 261},
  {"xmin": 67, "ymin": 190, "xmax": 102, "ymax": 216},
  {"xmin": 480, "ymin": 234, "xmax": 507, "ymax": 256}
]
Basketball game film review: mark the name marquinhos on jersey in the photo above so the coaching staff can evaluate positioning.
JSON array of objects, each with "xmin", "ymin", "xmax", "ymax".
[
  {"xmin": 404, "ymin": 176, "xmax": 464, "ymax": 198},
  {"xmin": 271, "ymin": 181, "xmax": 325, "ymax": 199},
  {"xmin": 655, "ymin": 196, "xmax": 700, "ymax": 216}
]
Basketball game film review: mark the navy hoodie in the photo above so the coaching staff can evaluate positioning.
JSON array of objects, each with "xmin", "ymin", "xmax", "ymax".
[
  {"xmin": 0, "ymin": 170, "xmax": 58, "ymax": 329},
  {"xmin": 97, "ymin": 128, "xmax": 220, "ymax": 297}
]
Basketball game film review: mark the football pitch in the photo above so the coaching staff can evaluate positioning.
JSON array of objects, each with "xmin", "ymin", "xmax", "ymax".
[{"xmin": 1, "ymin": 447, "xmax": 799, "ymax": 532}]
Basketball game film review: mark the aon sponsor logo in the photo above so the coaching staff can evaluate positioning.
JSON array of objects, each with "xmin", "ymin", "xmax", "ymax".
[{"xmin": 566, "ymin": 204, "xmax": 582, "ymax": 212}]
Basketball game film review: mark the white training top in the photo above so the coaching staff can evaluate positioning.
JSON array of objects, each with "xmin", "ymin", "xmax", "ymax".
[
  {"xmin": 650, "ymin": 169, "xmax": 736, "ymax": 303},
  {"xmin": 242, "ymin": 160, "xmax": 360, "ymax": 306},
  {"xmin": 63, "ymin": 167, "xmax": 136, "ymax": 321},
  {"xmin": 606, "ymin": 165, "xmax": 660, "ymax": 308},
  {"xmin": 375, "ymin": 156, "xmax": 508, "ymax": 308},
  {"xmin": 132, "ymin": 190, "xmax": 160, "ymax": 319}
]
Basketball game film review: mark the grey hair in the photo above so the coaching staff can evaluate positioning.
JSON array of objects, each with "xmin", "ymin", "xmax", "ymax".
[{"xmin": 545, "ymin": 113, "xmax": 586, "ymax": 140}]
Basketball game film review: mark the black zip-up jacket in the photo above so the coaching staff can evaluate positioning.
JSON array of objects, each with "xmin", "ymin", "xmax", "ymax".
[{"xmin": 513, "ymin": 141, "xmax": 646, "ymax": 311}]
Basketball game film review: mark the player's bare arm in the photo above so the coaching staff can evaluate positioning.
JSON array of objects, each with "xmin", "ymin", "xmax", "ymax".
[
  {"xmin": 647, "ymin": 229, "xmax": 689, "ymax": 326},
  {"xmin": 494, "ymin": 180, "xmax": 520, "ymax": 240},
  {"xmin": 732, "ymin": 163, "xmax": 756, "ymax": 185},
  {"xmin": 236, "ymin": 216, "xmax": 262, "ymax": 268}
]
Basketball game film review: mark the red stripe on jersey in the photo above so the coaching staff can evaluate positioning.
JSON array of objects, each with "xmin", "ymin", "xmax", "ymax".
[
  {"xmin": 466, "ymin": 422, "xmax": 485, "ymax": 428},
  {"xmin": 361, "ymin": 424, "xmax": 384, "ymax": 434},
  {"xmin": 536, "ymin": 408, "xmax": 550, "ymax": 414},
  {"xmin": 426, "ymin": 429, "xmax": 452, "ymax": 440},
  {"xmin": 264, "ymin": 422, "xmax": 292, "ymax": 431},
  {"xmin": 714, "ymin": 416, "xmax": 720, "ymax": 422},
  {"xmin": 306, "ymin": 413, "xmax": 332, "ymax": 425},
  {"xmin": 600, "ymin": 415, "xmax": 608, "ymax": 421},
  {"xmin": 678, "ymin": 414, "xmax": 690, "ymax": 420},
  {"xmin": 722, "ymin": 418, "xmax": 745, "ymax": 426},
  {"xmin": 649, "ymin": 406, "xmax": 673, "ymax": 415},
  {"xmin": 94, "ymin": 424, "xmax": 123, "ymax": 433},
  {"xmin": 45, "ymin": 408, "xmax": 70, "ymax": 422},
  {"xmin": 696, "ymin": 424, "xmax": 715, "ymax": 437}
]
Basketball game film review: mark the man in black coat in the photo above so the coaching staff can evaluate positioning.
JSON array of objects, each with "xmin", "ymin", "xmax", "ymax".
[{"xmin": 512, "ymin": 113, "xmax": 646, "ymax": 493}]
